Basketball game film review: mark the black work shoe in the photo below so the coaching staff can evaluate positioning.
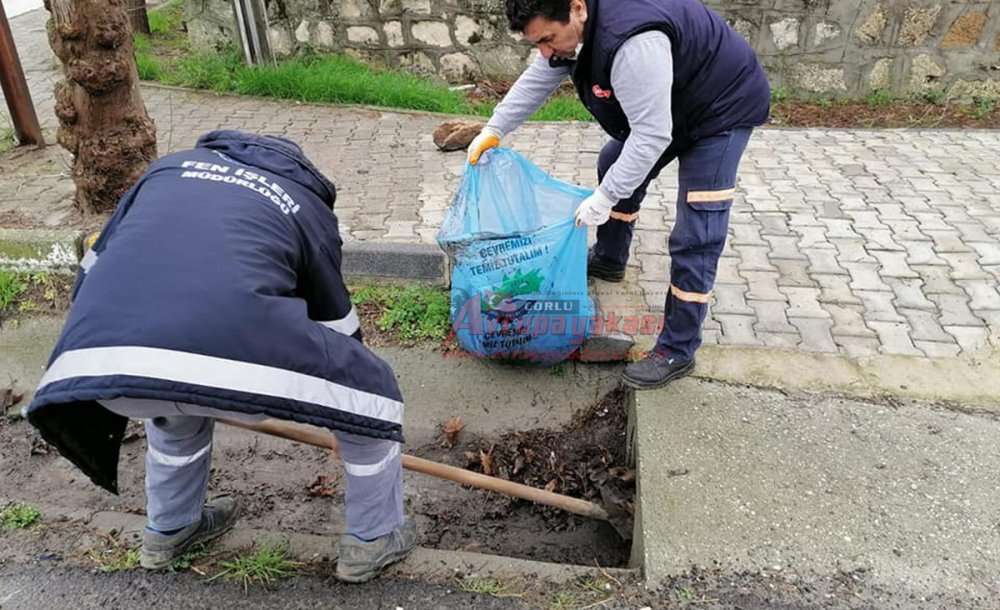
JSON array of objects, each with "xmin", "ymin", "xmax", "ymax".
[
  {"xmin": 622, "ymin": 352, "xmax": 695, "ymax": 390},
  {"xmin": 140, "ymin": 496, "xmax": 239, "ymax": 570},
  {"xmin": 336, "ymin": 520, "xmax": 418, "ymax": 583},
  {"xmin": 587, "ymin": 249, "xmax": 626, "ymax": 283}
]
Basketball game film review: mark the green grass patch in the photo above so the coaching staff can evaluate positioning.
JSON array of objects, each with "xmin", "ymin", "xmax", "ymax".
[
  {"xmin": 457, "ymin": 576, "xmax": 523, "ymax": 598},
  {"xmin": 132, "ymin": 5, "xmax": 591, "ymax": 121},
  {"xmin": 1, "ymin": 502, "xmax": 41, "ymax": 530},
  {"xmin": 88, "ymin": 540, "xmax": 141, "ymax": 573},
  {"xmin": 351, "ymin": 282, "xmax": 450, "ymax": 343},
  {"xmin": 864, "ymin": 89, "xmax": 894, "ymax": 107},
  {"xmin": 0, "ymin": 126, "xmax": 15, "ymax": 155},
  {"xmin": 0, "ymin": 270, "xmax": 28, "ymax": 314},
  {"xmin": 148, "ymin": 0, "xmax": 184, "ymax": 35},
  {"xmin": 973, "ymin": 96, "xmax": 997, "ymax": 119},
  {"xmin": 208, "ymin": 543, "xmax": 302, "ymax": 592}
]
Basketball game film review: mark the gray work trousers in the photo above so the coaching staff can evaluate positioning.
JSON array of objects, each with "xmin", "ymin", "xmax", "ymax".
[{"xmin": 101, "ymin": 398, "xmax": 404, "ymax": 540}]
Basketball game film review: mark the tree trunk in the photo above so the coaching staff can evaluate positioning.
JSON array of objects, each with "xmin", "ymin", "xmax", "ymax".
[
  {"xmin": 128, "ymin": 0, "xmax": 150, "ymax": 36},
  {"xmin": 46, "ymin": 0, "xmax": 157, "ymax": 214}
]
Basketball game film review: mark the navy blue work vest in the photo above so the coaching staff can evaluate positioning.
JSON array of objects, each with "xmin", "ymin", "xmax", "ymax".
[{"xmin": 553, "ymin": 0, "xmax": 771, "ymax": 142}]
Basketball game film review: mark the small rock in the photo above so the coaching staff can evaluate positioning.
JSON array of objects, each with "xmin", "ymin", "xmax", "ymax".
[{"xmin": 433, "ymin": 120, "xmax": 484, "ymax": 152}]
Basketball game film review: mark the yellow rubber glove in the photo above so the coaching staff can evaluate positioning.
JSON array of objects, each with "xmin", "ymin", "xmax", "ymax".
[{"xmin": 467, "ymin": 126, "xmax": 502, "ymax": 165}]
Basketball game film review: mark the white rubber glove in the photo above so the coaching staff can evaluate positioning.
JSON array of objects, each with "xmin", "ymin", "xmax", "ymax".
[
  {"xmin": 467, "ymin": 126, "xmax": 503, "ymax": 165},
  {"xmin": 574, "ymin": 188, "xmax": 616, "ymax": 226}
]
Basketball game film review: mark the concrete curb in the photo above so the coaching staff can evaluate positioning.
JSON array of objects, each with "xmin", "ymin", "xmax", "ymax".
[
  {"xmin": 691, "ymin": 343, "xmax": 1000, "ymax": 410},
  {"xmin": 82, "ymin": 508, "xmax": 636, "ymax": 585},
  {"xmin": 0, "ymin": 227, "xmax": 450, "ymax": 284},
  {"xmin": 343, "ymin": 240, "xmax": 449, "ymax": 285},
  {"xmin": 0, "ymin": 228, "xmax": 83, "ymax": 274}
]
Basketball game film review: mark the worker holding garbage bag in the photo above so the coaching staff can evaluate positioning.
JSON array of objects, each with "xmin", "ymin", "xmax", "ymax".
[{"xmin": 467, "ymin": 0, "xmax": 770, "ymax": 388}]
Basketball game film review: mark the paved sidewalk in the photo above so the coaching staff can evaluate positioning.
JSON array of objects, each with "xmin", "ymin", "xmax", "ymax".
[{"xmin": 3, "ymin": 9, "xmax": 1000, "ymax": 360}]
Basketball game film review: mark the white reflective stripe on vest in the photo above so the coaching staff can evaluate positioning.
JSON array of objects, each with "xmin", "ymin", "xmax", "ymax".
[
  {"xmin": 318, "ymin": 306, "xmax": 360, "ymax": 336},
  {"xmin": 342, "ymin": 442, "xmax": 401, "ymax": 477},
  {"xmin": 38, "ymin": 346, "xmax": 403, "ymax": 424},
  {"xmin": 147, "ymin": 441, "xmax": 212, "ymax": 467},
  {"xmin": 81, "ymin": 249, "xmax": 98, "ymax": 273}
]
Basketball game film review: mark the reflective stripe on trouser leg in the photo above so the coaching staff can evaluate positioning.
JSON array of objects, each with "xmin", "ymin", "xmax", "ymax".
[
  {"xmin": 144, "ymin": 415, "xmax": 215, "ymax": 532},
  {"xmin": 335, "ymin": 430, "xmax": 404, "ymax": 541},
  {"xmin": 655, "ymin": 128, "xmax": 753, "ymax": 361},
  {"xmin": 593, "ymin": 139, "xmax": 676, "ymax": 267}
]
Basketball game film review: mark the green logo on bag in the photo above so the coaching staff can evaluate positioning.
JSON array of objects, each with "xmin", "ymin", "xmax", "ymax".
[{"xmin": 481, "ymin": 268, "xmax": 544, "ymax": 314}]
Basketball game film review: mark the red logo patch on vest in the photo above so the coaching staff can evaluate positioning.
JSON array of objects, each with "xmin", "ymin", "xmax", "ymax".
[{"xmin": 591, "ymin": 84, "xmax": 614, "ymax": 99}]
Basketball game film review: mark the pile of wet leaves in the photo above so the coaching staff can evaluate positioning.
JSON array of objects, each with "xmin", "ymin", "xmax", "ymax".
[{"xmin": 428, "ymin": 387, "xmax": 634, "ymax": 529}]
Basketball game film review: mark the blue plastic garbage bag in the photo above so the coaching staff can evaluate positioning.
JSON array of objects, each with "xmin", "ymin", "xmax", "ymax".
[{"xmin": 437, "ymin": 148, "xmax": 594, "ymax": 365}]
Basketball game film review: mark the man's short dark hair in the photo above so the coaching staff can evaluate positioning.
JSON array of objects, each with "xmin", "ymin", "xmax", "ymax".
[{"xmin": 505, "ymin": 0, "xmax": 572, "ymax": 32}]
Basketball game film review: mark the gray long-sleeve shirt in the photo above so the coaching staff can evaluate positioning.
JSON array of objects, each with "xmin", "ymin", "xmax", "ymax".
[{"xmin": 486, "ymin": 31, "xmax": 674, "ymax": 203}]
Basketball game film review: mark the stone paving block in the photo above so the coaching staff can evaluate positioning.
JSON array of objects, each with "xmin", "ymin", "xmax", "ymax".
[
  {"xmin": 749, "ymin": 299, "xmax": 796, "ymax": 333},
  {"xmin": 716, "ymin": 314, "xmax": 762, "ymax": 346},
  {"xmin": 756, "ymin": 213, "xmax": 794, "ymax": 236},
  {"xmin": 715, "ymin": 258, "xmax": 742, "ymax": 284},
  {"xmin": 956, "ymin": 280, "xmax": 1000, "ymax": 311},
  {"xmin": 640, "ymin": 282, "xmax": 667, "ymax": 312},
  {"xmin": 383, "ymin": 221, "xmax": 418, "ymax": 239},
  {"xmin": 758, "ymin": 331, "xmax": 801, "ymax": 349},
  {"xmin": 820, "ymin": 218, "xmax": 860, "ymax": 239},
  {"xmin": 924, "ymin": 229, "xmax": 972, "ymax": 253},
  {"xmin": 833, "ymin": 335, "xmax": 881, "ymax": 358},
  {"xmin": 712, "ymin": 283, "xmax": 755, "ymax": 315},
  {"xmin": 804, "ymin": 249, "xmax": 848, "ymax": 276},
  {"xmin": 788, "ymin": 317, "xmax": 837, "ymax": 352},
  {"xmin": 735, "ymin": 246, "xmax": 776, "ymax": 272},
  {"xmin": 914, "ymin": 341, "xmax": 961, "ymax": 358},
  {"xmin": 843, "ymin": 262, "xmax": 889, "ymax": 291},
  {"xmin": 796, "ymin": 226, "xmax": 834, "ymax": 250},
  {"xmin": 928, "ymin": 293, "xmax": 985, "ymax": 327},
  {"xmin": 912, "ymin": 265, "xmax": 965, "ymax": 295},
  {"xmin": 968, "ymin": 242, "xmax": 1000, "ymax": 266},
  {"xmin": 900, "ymin": 308, "xmax": 953, "ymax": 343},
  {"xmin": 772, "ymin": 258, "xmax": 816, "ymax": 287},
  {"xmin": 814, "ymin": 274, "xmax": 862, "ymax": 305},
  {"xmin": 701, "ymin": 328, "xmax": 721, "ymax": 345},
  {"xmin": 944, "ymin": 326, "xmax": 991, "ymax": 355},
  {"xmin": 865, "ymin": 229, "xmax": 905, "ymax": 252},
  {"xmin": 952, "ymin": 222, "xmax": 994, "ymax": 243},
  {"xmin": 819, "ymin": 200, "xmax": 849, "ymax": 220},
  {"xmin": 871, "ymin": 250, "xmax": 918, "ymax": 278},
  {"xmin": 884, "ymin": 277, "xmax": 935, "ymax": 311},
  {"xmin": 741, "ymin": 271, "xmax": 786, "ymax": 302},
  {"xmin": 866, "ymin": 321, "xmax": 923, "ymax": 356},
  {"xmin": 856, "ymin": 290, "xmax": 904, "ymax": 323},
  {"xmin": 634, "ymin": 230, "xmax": 668, "ymax": 255},
  {"xmin": 831, "ymin": 238, "xmax": 875, "ymax": 263},
  {"xmin": 637, "ymin": 253, "xmax": 670, "ymax": 274},
  {"xmin": 897, "ymin": 240, "xmax": 947, "ymax": 266},
  {"xmin": 763, "ymin": 235, "xmax": 807, "ymax": 261},
  {"xmin": 825, "ymin": 303, "xmax": 874, "ymax": 337},
  {"xmin": 787, "ymin": 212, "xmax": 824, "ymax": 227},
  {"xmin": 944, "ymin": 253, "xmax": 993, "ymax": 280},
  {"xmin": 780, "ymin": 287, "xmax": 830, "ymax": 319},
  {"xmin": 908, "ymin": 213, "xmax": 950, "ymax": 233},
  {"xmin": 872, "ymin": 203, "xmax": 909, "ymax": 220}
]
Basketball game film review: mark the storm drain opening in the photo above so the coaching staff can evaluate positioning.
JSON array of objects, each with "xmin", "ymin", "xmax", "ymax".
[{"xmin": 410, "ymin": 387, "xmax": 634, "ymax": 568}]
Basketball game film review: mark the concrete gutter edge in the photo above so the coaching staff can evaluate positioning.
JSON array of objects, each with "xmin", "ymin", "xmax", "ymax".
[
  {"xmin": 692, "ymin": 343, "xmax": 1000, "ymax": 411},
  {"xmin": 80, "ymin": 508, "xmax": 636, "ymax": 585},
  {"xmin": 0, "ymin": 228, "xmax": 450, "ymax": 285}
]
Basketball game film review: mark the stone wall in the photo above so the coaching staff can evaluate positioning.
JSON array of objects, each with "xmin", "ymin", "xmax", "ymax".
[{"xmin": 185, "ymin": 0, "xmax": 1000, "ymax": 99}]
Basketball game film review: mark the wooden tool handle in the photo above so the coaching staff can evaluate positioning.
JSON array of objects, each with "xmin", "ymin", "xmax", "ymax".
[{"xmin": 220, "ymin": 417, "xmax": 610, "ymax": 522}]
